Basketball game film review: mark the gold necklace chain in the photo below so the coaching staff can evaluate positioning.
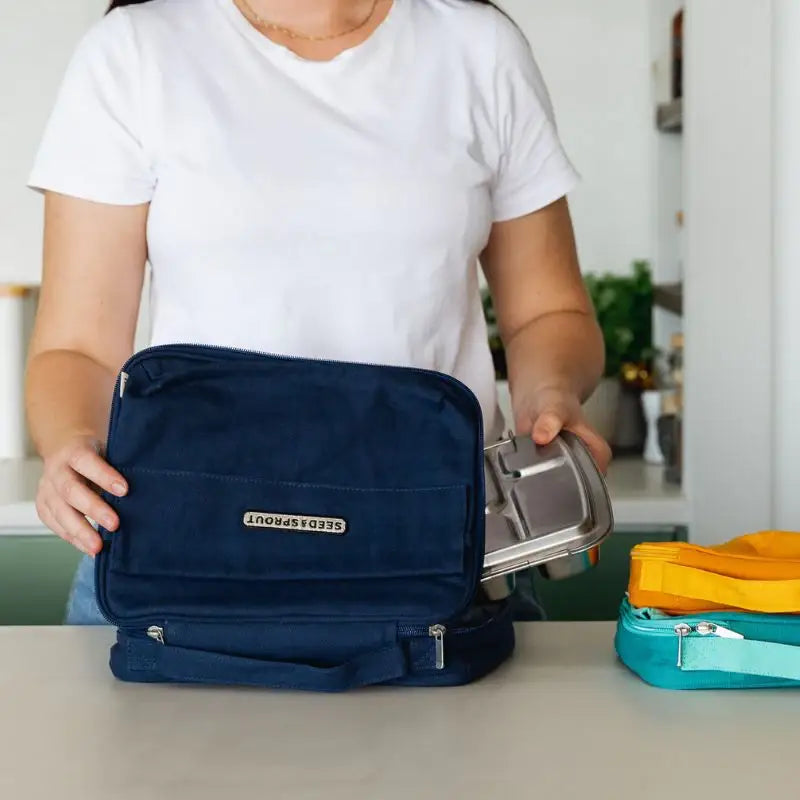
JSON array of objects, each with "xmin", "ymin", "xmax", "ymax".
[{"xmin": 235, "ymin": 0, "xmax": 381, "ymax": 42}]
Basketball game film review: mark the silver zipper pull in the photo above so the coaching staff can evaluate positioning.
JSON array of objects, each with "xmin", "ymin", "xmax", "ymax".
[
  {"xmin": 146, "ymin": 625, "xmax": 165, "ymax": 644},
  {"xmin": 674, "ymin": 623, "xmax": 691, "ymax": 667},
  {"xmin": 119, "ymin": 371, "xmax": 130, "ymax": 399},
  {"xmin": 696, "ymin": 621, "xmax": 744, "ymax": 640},
  {"xmin": 429, "ymin": 625, "xmax": 446, "ymax": 670}
]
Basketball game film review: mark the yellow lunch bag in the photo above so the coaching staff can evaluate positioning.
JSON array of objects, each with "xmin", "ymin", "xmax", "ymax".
[{"xmin": 628, "ymin": 531, "xmax": 800, "ymax": 615}]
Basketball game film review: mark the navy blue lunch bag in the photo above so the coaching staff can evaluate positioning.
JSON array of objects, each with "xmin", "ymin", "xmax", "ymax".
[{"xmin": 95, "ymin": 344, "xmax": 515, "ymax": 691}]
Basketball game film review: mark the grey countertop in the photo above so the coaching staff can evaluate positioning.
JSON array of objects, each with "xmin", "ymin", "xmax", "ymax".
[{"xmin": 0, "ymin": 623, "xmax": 793, "ymax": 799}]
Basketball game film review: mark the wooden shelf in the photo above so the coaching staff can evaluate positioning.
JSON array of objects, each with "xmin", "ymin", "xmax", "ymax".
[
  {"xmin": 654, "ymin": 283, "xmax": 683, "ymax": 315},
  {"xmin": 656, "ymin": 98, "xmax": 683, "ymax": 132}
]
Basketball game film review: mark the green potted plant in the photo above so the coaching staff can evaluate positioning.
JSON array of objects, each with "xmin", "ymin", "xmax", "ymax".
[{"xmin": 584, "ymin": 259, "xmax": 655, "ymax": 381}]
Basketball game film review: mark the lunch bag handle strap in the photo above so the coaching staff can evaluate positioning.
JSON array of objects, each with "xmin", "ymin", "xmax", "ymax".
[
  {"xmin": 640, "ymin": 561, "xmax": 800, "ymax": 613},
  {"xmin": 682, "ymin": 637, "xmax": 800, "ymax": 682},
  {"xmin": 116, "ymin": 637, "xmax": 408, "ymax": 692}
]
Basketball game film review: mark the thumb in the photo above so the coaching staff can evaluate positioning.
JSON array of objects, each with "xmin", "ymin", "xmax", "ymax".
[{"xmin": 532, "ymin": 411, "xmax": 564, "ymax": 445}]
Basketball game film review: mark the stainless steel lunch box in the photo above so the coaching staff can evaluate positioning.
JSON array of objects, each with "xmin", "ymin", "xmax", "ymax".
[{"xmin": 481, "ymin": 431, "xmax": 614, "ymax": 585}]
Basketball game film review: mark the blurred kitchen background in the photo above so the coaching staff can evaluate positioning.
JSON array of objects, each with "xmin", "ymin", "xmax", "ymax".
[{"xmin": 1, "ymin": 0, "xmax": 798, "ymax": 623}]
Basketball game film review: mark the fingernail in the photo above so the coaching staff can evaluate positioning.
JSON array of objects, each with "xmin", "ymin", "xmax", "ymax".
[
  {"xmin": 103, "ymin": 516, "xmax": 116, "ymax": 530},
  {"xmin": 112, "ymin": 482, "xmax": 127, "ymax": 496}
]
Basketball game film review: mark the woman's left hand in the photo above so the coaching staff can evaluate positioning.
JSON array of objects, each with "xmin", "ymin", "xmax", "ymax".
[{"xmin": 511, "ymin": 385, "xmax": 612, "ymax": 474}]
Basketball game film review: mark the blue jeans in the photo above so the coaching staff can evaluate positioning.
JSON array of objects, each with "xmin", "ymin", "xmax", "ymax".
[
  {"xmin": 509, "ymin": 570, "xmax": 547, "ymax": 621},
  {"xmin": 64, "ymin": 554, "xmax": 109, "ymax": 626}
]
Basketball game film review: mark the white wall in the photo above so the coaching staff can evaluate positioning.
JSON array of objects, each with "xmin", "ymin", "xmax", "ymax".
[
  {"xmin": 772, "ymin": 0, "xmax": 800, "ymax": 529},
  {"xmin": 683, "ymin": 0, "xmax": 774, "ymax": 544},
  {"xmin": 0, "ymin": 0, "xmax": 152, "ymax": 346},
  {"xmin": 502, "ymin": 0, "xmax": 654, "ymax": 276},
  {"xmin": 0, "ymin": 0, "xmax": 108, "ymax": 285},
  {"xmin": 649, "ymin": 0, "xmax": 684, "ymax": 286},
  {"xmin": 649, "ymin": 0, "xmax": 684, "ymax": 354}
]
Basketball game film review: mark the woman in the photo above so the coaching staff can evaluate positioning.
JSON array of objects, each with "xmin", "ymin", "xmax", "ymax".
[{"xmin": 26, "ymin": 0, "xmax": 610, "ymax": 625}]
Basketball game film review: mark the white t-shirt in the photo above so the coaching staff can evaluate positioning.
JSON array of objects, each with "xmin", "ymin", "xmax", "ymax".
[{"xmin": 28, "ymin": 0, "xmax": 579, "ymax": 441}]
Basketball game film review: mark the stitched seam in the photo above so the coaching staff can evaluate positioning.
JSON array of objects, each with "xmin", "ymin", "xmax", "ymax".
[
  {"xmin": 107, "ymin": 566, "xmax": 465, "ymax": 581},
  {"xmin": 118, "ymin": 466, "xmax": 464, "ymax": 494}
]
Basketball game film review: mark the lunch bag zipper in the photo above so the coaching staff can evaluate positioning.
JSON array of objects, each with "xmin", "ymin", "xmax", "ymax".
[
  {"xmin": 398, "ymin": 611, "xmax": 510, "ymax": 671},
  {"xmin": 105, "ymin": 341, "xmax": 485, "ymax": 501},
  {"xmin": 397, "ymin": 624, "xmax": 450, "ymax": 669},
  {"xmin": 672, "ymin": 621, "xmax": 743, "ymax": 667},
  {"xmin": 142, "ymin": 616, "xmax": 509, "ymax": 675},
  {"xmin": 428, "ymin": 625, "xmax": 447, "ymax": 669},
  {"xmin": 623, "ymin": 611, "xmax": 744, "ymax": 668},
  {"xmin": 143, "ymin": 622, "xmax": 449, "ymax": 666},
  {"xmin": 146, "ymin": 625, "xmax": 165, "ymax": 644},
  {"xmin": 110, "ymin": 341, "xmax": 484, "ymax": 435}
]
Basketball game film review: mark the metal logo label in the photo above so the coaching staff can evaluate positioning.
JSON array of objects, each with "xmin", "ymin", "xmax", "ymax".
[{"xmin": 243, "ymin": 511, "xmax": 347, "ymax": 535}]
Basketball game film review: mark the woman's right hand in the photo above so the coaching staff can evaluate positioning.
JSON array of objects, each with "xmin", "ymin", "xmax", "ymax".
[{"xmin": 36, "ymin": 434, "xmax": 128, "ymax": 555}]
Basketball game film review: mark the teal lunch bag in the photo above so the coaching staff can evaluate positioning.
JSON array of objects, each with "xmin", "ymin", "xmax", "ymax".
[{"xmin": 615, "ymin": 597, "xmax": 800, "ymax": 690}]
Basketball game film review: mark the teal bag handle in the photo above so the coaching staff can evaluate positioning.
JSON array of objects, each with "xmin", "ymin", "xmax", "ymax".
[{"xmin": 683, "ymin": 637, "xmax": 800, "ymax": 682}]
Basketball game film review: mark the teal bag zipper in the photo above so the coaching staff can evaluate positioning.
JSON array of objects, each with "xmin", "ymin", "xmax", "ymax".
[{"xmin": 615, "ymin": 598, "xmax": 800, "ymax": 690}]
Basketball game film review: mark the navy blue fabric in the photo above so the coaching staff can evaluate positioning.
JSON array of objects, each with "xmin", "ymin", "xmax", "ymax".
[
  {"xmin": 115, "ymin": 635, "xmax": 409, "ymax": 692},
  {"xmin": 95, "ymin": 345, "xmax": 515, "ymax": 691},
  {"xmin": 397, "ymin": 600, "xmax": 516, "ymax": 687}
]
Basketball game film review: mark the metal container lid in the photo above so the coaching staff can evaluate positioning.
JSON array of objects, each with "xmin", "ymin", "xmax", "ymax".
[{"xmin": 481, "ymin": 431, "xmax": 614, "ymax": 583}]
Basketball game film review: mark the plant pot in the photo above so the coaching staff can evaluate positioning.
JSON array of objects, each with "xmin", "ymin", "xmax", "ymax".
[
  {"xmin": 658, "ymin": 413, "xmax": 682, "ymax": 486},
  {"xmin": 611, "ymin": 386, "xmax": 646, "ymax": 455},
  {"xmin": 581, "ymin": 378, "xmax": 620, "ymax": 442}
]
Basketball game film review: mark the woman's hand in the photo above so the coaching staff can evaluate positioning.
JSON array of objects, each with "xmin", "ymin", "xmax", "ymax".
[
  {"xmin": 512, "ymin": 385, "xmax": 612, "ymax": 474},
  {"xmin": 36, "ymin": 434, "xmax": 128, "ymax": 555}
]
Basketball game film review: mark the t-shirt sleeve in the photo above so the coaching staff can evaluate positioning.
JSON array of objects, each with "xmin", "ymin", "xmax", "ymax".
[
  {"xmin": 490, "ymin": 17, "xmax": 580, "ymax": 222},
  {"xmin": 27, "ymin": 9, "xmax": 156, "ymax": 205}
]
